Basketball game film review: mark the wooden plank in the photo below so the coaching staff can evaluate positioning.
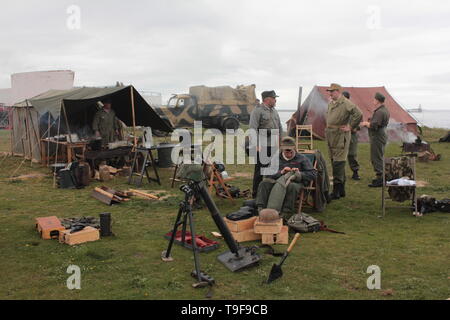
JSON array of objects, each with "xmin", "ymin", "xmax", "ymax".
[{"xmin": 128, "ymin": 188, "xmax": 159, "ymax": 200}]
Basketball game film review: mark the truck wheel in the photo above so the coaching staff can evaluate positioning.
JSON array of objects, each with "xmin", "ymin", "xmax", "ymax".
[{"xmin": 222, "ymin": 117, "xmax": 240, "ymax": 131}]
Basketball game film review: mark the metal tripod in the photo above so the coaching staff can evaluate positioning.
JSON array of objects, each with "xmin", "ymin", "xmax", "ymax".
[{"xmin": 162, "ymin": 182, "xmax": 213, "ymax": 286}]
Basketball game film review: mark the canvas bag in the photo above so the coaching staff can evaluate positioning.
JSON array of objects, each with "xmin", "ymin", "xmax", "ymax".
[{"xmin": 287, "ymin": 212, "xmax": 321, "ymax": 233}]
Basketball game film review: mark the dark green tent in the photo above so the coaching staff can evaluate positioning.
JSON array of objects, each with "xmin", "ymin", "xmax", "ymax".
[{"xmin": 11, "ymin": 85, "xmax": 173, "ymax": 162}]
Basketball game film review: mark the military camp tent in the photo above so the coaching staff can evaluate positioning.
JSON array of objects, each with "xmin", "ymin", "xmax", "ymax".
[
  {"xmin": 10, "ymin": 85, "xmax": 173, "ymax": 162},
  {"xmin": 287, "ymin": 86, "xmax": 418, "ymax": 142}
]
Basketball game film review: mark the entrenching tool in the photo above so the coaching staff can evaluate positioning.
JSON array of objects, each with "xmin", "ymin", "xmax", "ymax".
[{"xmin": 266, "ymin": 233, "xmax": 301, "ymax": 284}]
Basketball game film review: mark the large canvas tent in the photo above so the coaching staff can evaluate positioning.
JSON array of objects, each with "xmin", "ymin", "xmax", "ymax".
[
  {"xmin": 288, "ymin": 86, "xmax": 419, "ymax": 142},
  {"xmin": 10, "ymin": 85, "xmax": 173, "ymax": 162}
]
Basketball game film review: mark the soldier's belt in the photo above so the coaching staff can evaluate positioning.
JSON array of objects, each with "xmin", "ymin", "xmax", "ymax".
[{"xmin": 326, "ymin": 125, "xmax": 342, "ymax": 129}]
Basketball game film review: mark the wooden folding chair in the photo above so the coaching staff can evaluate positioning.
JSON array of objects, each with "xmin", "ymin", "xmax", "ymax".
[
  {"xmin": 381, "ymin": 155, "xmax": 418, "ymax": 217},
  {"xmin": 205, "ymin": 162, "xmax": 235, "ymax": 201},
  {"xmin": 296, "ymin": 150, "xmax": 318, "ymax": 213}
]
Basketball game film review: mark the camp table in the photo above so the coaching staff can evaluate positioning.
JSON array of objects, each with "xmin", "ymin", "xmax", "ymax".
[
  {"xmin": 40, "ymin": 138, "xmax": 88, "ymax": 165},
  {"xmin": 84, "ymin": 146, "xmax": 133, "ymax": 176}
]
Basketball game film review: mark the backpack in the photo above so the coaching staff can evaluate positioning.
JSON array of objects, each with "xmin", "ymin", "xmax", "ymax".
[{"xmin": 287, "ymin": 213, "xmax": 321, "ymax": 233}]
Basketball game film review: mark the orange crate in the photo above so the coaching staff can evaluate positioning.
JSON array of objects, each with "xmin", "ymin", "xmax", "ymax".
[{"xmin": 35, "ymin": 216, "xmax": 66, "ymax": 240}]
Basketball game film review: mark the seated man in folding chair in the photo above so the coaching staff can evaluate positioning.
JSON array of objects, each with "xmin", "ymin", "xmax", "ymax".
[{"xmin": 255, "ymin": 137, "xmax": 317, "ymax": 220}]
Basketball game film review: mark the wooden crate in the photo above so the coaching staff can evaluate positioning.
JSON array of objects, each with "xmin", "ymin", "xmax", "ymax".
[
  {"xmin": 253, "ymin": 217, "xmax": 283, "ymax": 234},
  {"xmin": 231, "ymin": 229, "xmax": 262, "ymax": 243},
  {"xmin": 59, "ymin": 226, "xmax": 100, "ymax": 245},
  {"xmin": 225, "ymin": 216, "xmax": 257, "ymax": 233},
  {"xmin": 261, "ymin": 226, "xmax": 289, "ymax": 245},
  {"xmin": 36, "ymin": 216, "xmax": 66, "ymax": 240}
]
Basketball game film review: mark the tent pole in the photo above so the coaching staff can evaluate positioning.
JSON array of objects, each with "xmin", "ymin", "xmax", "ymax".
[
  {"xmin": 130, "ymin": 86, "xmax": 137, "ymax": 148},
  {"xmin": 10, "ymin": 108, "xmax": 14, "ymax": 156},
  {"xmin": 53, "ymin": 115, "xmax": 62, "ymax": 188},
  {"xmin": 62, "ymin": 101, "xmax": 73, "ymax": 144},
  {"xmin": 47, "ymin": 112, "xmax": 51, "ymax": 166},
  {"xmin": 26, "ymin": 101, "xmax": 41, "ymax": 163},
  {"xmin": 24, "ymin": 101, "xmax": 34, "ymax": 166}
]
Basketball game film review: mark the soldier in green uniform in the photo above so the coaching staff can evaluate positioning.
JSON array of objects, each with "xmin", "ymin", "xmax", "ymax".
[
  {"xmin": 92, "ymin": 99, "xmax": 119, "ymax": 147},
  {"xmin": 342, "ymin": 91, "xmax": 361, "ymax": 180},
  {"xmin": 249, "ymin": 90, "xmax": 283, "ymax": 198},
  {"xmin": 255, "ymin": 137, "xmax": 317, "ymax": 220},
  {"xmin": 361, "ymin": 92, "xmax": 390, "ymax": 187},
  {"xmin": 325, "ymin": 84, "xmax": 363, "ymax": 199}
]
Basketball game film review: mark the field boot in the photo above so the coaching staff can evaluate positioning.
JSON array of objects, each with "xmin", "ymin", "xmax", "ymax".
[
  {"xmin": 340, "ymin": 183, "xmax": 346, "ymax": 198},
  {"xmin": 368, "ymin": 177, "xmax": 383, "ymax": 188},
  {"xmin": 351, "ymin": 170, "xmax": 361, "ymax": 180},
  {"xmin": 330, "ymin": 183, "xmax": 341, "ymax": 200}
]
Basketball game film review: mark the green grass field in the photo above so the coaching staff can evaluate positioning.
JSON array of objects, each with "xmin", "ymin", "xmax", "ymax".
[{"xmin": 0, "ymin": 127, "xmax": 449, "ymax": 300}]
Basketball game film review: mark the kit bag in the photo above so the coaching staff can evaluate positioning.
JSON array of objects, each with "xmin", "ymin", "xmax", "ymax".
[{"xmin": 287, "ymin": 212, "xmax": 321, "ymax": 233}]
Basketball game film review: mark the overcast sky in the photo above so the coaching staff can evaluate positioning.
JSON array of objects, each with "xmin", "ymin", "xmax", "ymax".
[{"xmin": 1, "ymin": 0, "xmax": 450, "ymax": 110}]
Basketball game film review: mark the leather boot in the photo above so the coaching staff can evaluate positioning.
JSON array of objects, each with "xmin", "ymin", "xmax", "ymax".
[
  {"xmin": 351, "ymin": 170, "xmax": 361, "ymax": 180},
  {"xmin": 330, "ymin": 183, "xmax": 341, "ymax": 200},
  {"xmin": 340, "ymin": 183, "xmax": 346, "ymax": 197},
  {"xmin": 368, "ymin": 177, "xmax": 383, "ymax": 188}
]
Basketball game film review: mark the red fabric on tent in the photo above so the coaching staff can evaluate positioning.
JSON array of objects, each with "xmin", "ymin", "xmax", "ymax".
[{"xmin": 293, "ymin": 86, "xmax": 418, "ymax": 142}]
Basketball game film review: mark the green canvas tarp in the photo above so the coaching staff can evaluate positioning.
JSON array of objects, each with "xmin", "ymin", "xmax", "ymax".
[
  {"xmin": 11, "ymin": 85, "xmax": 173, "ymax": 162},
  {"xmin": 19, "ymin": 85, "xmax": 173, "ymax": 131}
]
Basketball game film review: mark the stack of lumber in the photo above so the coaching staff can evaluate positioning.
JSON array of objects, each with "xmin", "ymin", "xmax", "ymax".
[
  {"xmin": 127, "ymin": 189, "xmax": 160, "ymax": 200},
  {"xmin": 91, "ymin": 186, "xmax": 131, "ymax": 205}
]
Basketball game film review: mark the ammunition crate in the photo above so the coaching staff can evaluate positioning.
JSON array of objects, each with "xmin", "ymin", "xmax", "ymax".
[
  {"xmin": 253, "ymin": 217, "xmax": 283, "ymax": 234},
  {"xmin": 225, "ymin": 216, "xmax": 257, "ymax": 233},
  {"xmin": 59, "ymin": 226, "xmax": 100, "ymax": 245},
  {"xmin": 35, "ymin": 216, "xmax": 66, "ymax": 240}
]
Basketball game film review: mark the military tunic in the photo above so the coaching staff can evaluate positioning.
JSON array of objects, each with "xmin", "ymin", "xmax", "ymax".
[
  {"xmin": 256, "ymin": 152, "xmax": 316, "ymax": 219},
  {"xmin": 369, "ymin": 104, "xmax": 390, "ymax": 176},
  {"xmin": 325, "ymin": 96, "xmax": 363, "ymax": 185},
  {"xmin": 92, "ymin": 109, "xmax": 118, "ymax": 145},
  {"xmin": 249, "ymin": 104, "xmax": 283, "ymax": 197},
  {"xmin": 325, "ymin": 96, "xmax": 363, "ymax": 162}
]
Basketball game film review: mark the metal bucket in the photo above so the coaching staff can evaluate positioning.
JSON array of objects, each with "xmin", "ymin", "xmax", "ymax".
[{"xmin": 157, "ymin": 143, "xmax": 175, "ymax": 168}]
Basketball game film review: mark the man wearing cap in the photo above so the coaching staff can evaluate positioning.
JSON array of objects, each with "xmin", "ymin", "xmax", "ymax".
[
  {"xmin": 249, "ymin": 90, "xmax": 283, "ymax": 198},
  {"xmin": 342, "ymin": 91, "xmax": 361, "ymax": 180},
  {"xmin": 92, "ymin": 98, "xmax": 119, "ymax": 146},
  {"xmin": 256, "ymin": 136, "xmax": 317, "ymax": 220},
  {"xmin": 361, "ymin": 92, "xmax": 390, "ymax": 187},
  {"xmin": 325, "ymin": 84, "xmax": 363, "ymax": 199}
]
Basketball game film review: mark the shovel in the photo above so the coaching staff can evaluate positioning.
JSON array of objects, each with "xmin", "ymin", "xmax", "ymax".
[{"xmin": 266, "ymin": 233, "xmax": 301, "ymax": 284}]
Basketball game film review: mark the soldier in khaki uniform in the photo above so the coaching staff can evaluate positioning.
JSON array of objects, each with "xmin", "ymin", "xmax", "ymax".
[
  {"xmin": 325, "ymin": 84, "xmax": 363, "ymax": 199},
  {"xmin": 249, "ymin": 90, "xmax": 283, "ymax": 198},
  {"xmin": 92, "ymin": 99, "xmax": 119, "ymax": 147},
  {"xmin": 361, "ymin": 92, "xmax": 390, "ymax": 187},
  {"xmin": 342, "ymin": 91, "xmax": 361, "ymax": 180}
]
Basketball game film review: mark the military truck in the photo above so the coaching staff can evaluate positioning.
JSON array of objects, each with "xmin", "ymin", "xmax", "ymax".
[{"xmin": 154, "ymin": 85, "xmax": 257, "ymax": 131}]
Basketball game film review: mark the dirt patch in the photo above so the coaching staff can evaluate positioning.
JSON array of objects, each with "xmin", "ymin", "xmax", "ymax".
[
  {"xmin": 232, "ymin": 172, "xmax": 252, "ymax": 178},
  {"xmin": 416, "ymin": 180, "xmax": 429, "ymax": 187},
  {"xmin": 8, "ymin": 173, "xmax": 49, "ymax": 181}
]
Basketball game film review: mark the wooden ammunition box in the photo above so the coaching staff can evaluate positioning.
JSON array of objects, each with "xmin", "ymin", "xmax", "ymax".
[
  {"xmin": 253, "ymin": 217, "xmax": 283, "ymax": 234},
  {"xmin": 225, "ymin": 216, "xmax": 257, "ymax": 233},
  {"xmin": 230, "ymin": 229, "xmax": 262, "ymax": 243},
  {"xmin": 261, "ymin": 226, "xmax": 289, "ymax": 245},
  {"xmin": 59, "ymin": 226, "xmax": 100, "ymax": 245},
  {"xmin": 36, "ymin": 216, "xmax": 66, "ymax": 240}
]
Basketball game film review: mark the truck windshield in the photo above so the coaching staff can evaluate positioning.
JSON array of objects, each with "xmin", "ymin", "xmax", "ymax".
[
  {"xmin": 168, "ymin": 97, "xmax": 185, "ymax": 108},
  {"xmin": 168, "ymin": 97, "xmax": 178, "ymax": 108}
]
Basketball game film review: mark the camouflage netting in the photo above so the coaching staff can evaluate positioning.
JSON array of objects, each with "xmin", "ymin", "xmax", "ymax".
[{"xmin": 189, "ymin": 85, "xmax": 256, "ymax": 105}]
